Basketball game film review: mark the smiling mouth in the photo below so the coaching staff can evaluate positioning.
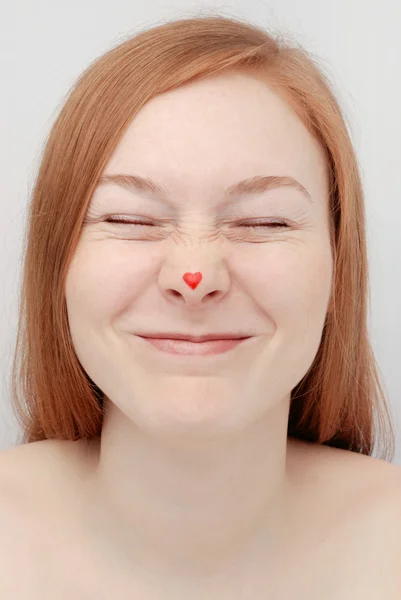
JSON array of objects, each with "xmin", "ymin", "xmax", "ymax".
[{"xmin": 137, "ymin": 336, "xmax": 251, "ymax": 356}]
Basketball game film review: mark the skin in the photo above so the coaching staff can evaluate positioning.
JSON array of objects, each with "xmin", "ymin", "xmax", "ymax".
[{"xmin": 64, "ymin": 71, "xmax": 333, "ymax": 593}]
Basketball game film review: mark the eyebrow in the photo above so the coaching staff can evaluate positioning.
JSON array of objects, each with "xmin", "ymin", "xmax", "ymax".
[{"xmin": 96, "ymin": 173, "xmax": 312, "ymax": 204}]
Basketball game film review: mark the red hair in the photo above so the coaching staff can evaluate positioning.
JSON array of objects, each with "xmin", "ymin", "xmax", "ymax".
[{"xmin": 10, "ymin": 15, "xmax": 395, "ymax": 461}]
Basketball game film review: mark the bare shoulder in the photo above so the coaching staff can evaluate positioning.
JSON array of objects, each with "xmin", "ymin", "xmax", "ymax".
[
  {"xmin": 288, "ymin": 438, "xmax": 401, "ymax": 520},
  {"xmin": 0, "ymin": 439, "xmax": 89, "ymax": 527},
  {"xmin": 0, "ymin": 440, "xmax": 90, "ymax": 573},
  {"xmin": 0, "ymin": 439, "xmax": 85, "ymax": 491}
]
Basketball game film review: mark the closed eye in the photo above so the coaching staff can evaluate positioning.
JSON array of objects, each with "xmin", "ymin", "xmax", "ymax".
[
  {"xmin": 105, "ymin": 218, "xmax": 289, "ymax": 228},
  {"xmin": 105, "ymin": 217, "xmax": 154, "ymax": 226},
  {"xmin": 239, "ymin": 221, "xmax": 289, "ymax": 229}
]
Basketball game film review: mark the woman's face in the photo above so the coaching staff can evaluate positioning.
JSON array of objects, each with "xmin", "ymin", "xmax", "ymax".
[{"xmin": 65, "ymin": 72, "xmax": 333, "ymax": 437}]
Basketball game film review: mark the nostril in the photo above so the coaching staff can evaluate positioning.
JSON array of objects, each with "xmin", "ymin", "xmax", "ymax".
[{"xmin": 206, "ymin": 290, "xmax": 219, "ymax": 299}]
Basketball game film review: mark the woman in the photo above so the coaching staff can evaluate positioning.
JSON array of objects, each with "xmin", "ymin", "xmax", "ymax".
[{"xmin": 1, "ymin": 14, "xmax": 400, "ymax": 599}]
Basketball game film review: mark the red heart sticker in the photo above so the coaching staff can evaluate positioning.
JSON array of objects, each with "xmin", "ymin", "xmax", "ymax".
[{"xmin": 183, "ymin": 272, "xmax": 202, "ymax": 290}]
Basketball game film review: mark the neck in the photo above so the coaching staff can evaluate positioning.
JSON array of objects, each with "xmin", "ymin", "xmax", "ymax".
[{"xmin": 81, "ymin": 397, "xmax": 298, "ymax": 583}]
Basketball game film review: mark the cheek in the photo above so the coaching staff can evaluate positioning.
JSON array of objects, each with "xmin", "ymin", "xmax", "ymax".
[
  {"xmin": 238, "ymin": 241, "xmax": 332, "ymax": 321},
  {"xmin": 240, "ymin": 242, "xmax": 332, "ymax": 382},
  {"xmin": 65, "ymin": 243, "xmax": 156, "ymax": 322}
]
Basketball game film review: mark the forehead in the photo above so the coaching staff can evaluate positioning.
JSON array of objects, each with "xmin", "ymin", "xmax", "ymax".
[{"xmin": 102, "ymin": 72, "xmax": 329, "ymax": 202}]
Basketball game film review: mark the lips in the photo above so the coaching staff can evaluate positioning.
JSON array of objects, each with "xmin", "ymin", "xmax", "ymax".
[
  {"xmin": 138, "ymin": 335, "xmax": 250, "ymax": 356},
  {"xmin": 138, "ymin": 333, "xmax": 248, "ymax": 343}
]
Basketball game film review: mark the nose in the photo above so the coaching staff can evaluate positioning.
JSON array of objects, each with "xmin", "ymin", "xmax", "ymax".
[{"xmin": 159, "ymin": 264, "xmax": 230, "ymax": 306}]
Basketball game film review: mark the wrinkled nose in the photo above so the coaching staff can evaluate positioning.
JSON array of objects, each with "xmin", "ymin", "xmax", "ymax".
[{"xmin": 160, "ymin": 267, "xmax": 230, "ymax": 306}]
